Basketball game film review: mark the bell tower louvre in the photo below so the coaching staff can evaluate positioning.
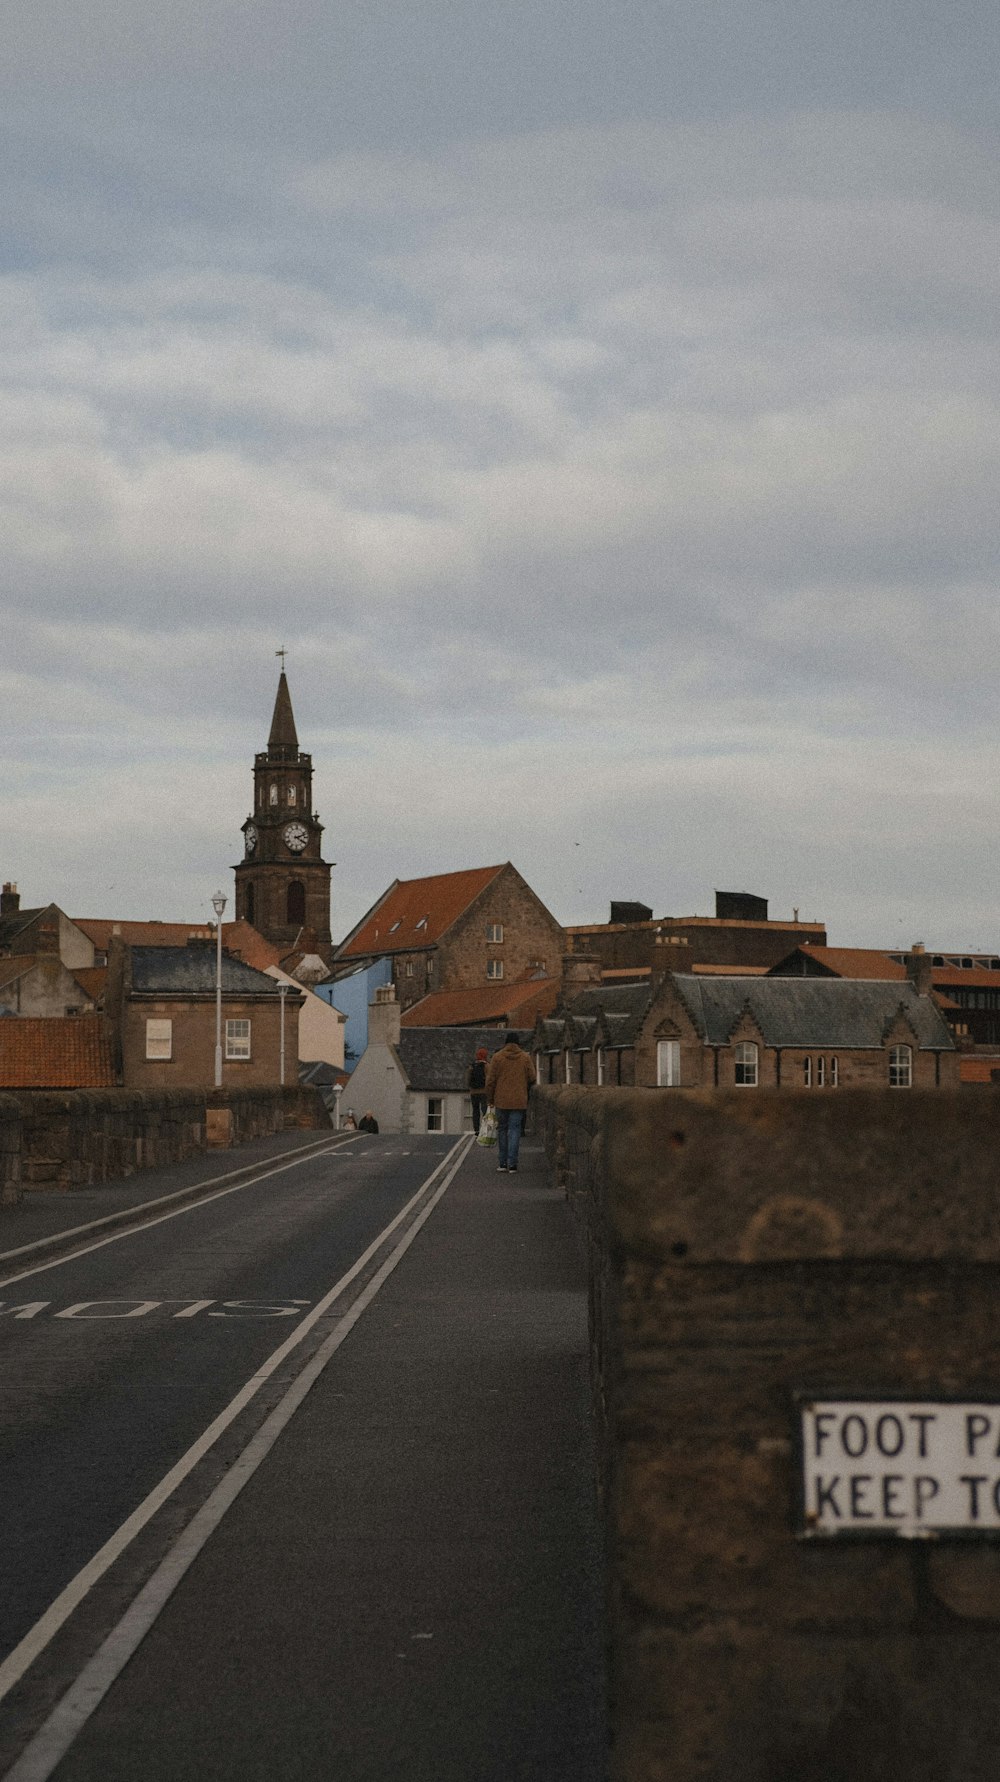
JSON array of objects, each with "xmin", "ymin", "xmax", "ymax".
[{"xmin": 233, "ymin": 666, "xmax": 333, "ymax": 950}]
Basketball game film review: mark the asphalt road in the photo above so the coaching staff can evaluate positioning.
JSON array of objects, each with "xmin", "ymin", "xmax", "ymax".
[{"xmin": 0, "ymin": 1133, "xmax": 606, "ymax": 1780}]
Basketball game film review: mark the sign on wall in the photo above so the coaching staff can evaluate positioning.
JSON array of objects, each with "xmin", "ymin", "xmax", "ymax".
[{"xmin": 799, "ymin": 1400, "xmax": 1000, "ymax": 1537}]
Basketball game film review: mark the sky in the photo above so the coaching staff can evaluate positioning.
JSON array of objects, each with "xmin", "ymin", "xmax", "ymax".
[{"xmin": 2, "ymin": 0, "xmax": 999, "ymax": 949}]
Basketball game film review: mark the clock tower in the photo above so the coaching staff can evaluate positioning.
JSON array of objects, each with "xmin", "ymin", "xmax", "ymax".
[{"xmin": 234, "ymin": 669, "xmax": 332, "ymax": 950}]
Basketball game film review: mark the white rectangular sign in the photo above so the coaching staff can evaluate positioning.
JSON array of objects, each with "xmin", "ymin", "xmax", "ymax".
[{"xmin": 800, "ymin": 1401, "xmax": 1000, "ymax": 1537}]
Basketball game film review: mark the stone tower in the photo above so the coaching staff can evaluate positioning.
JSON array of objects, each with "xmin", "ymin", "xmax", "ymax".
[{"xmin": 233, "ymin": 670, "xmax": 332, "ymax": 948}]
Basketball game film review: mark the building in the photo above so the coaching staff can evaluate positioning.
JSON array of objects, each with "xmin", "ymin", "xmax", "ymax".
[
  {"xmin": 400, "ymin": 975, "xmax": 558, "ymax": 1029},
  {"xmin": 346, "ymin": 985, "xmax": 518, "ymax": 1134},
  {"xmin": 0, "ymin": 885, "xmax": 101, "ymax": 1017},
  {"xmin": 333, "ymin": 863, "xmax": 564, "ymax": 1014},
  {"xmin": 233, "ymin": 669, "xmax": 333, "ymax": 956},
  {"xmin": 565, "ymin": 891, "xmax": 827, "ymax": 976},
  {"xmin": 106, "ymin": 942, "xmax": 303, "ymax": 1090}
]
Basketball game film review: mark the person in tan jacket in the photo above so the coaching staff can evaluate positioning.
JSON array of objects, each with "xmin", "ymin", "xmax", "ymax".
[{"xmin": 485, "ymin": 1035, "xmax": 536, "ymax": 1173}]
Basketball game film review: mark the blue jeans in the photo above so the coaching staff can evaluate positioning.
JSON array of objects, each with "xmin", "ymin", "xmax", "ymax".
[{"xmin": 497, "ymin": 1108, "xmax": 524, "ymax": 1170}]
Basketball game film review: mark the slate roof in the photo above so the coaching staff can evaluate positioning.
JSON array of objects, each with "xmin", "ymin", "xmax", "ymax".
[
  {"xmin": 337, "ymin": 865, "xmax": 505, "ymax": 959},
  {"xmin": 0, "ymin": 906, "xmax": 46, "ymax": 951},
  {"xmin": 0, "ymin": 1017, "xmax": 116, "ymax": 1089},
  {"xmin": 129, "ymin": 947, "xmax": 284, "ymax": 998},
  {"xmin": 401, "ymin": 976, "xmax": 558, "ymax": 1028},
  {"xmin": 671, "ymin": 975, "xmax": 955, "ymax": 1051},
  {"xmin": 396, "ymin": 1026, "xmax": 527, "ymax": 1092}
]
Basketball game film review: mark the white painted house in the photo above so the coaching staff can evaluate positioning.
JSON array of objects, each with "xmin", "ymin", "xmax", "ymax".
[{"xmin": 346, "ymin": 986, "xmax": 518, "ymax": 1135}]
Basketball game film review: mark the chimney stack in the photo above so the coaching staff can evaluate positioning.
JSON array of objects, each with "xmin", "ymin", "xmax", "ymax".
[
  {"xmin": 1, "ymin": 883, "xmax": 20, "ymax": 917},
  {"xmin": 905, "ymin": 942, "xmax": 934, "ymax": 997},
  {"xmin": 368, "ymin": 982, "xmax": 401, "ymax": 1047}
]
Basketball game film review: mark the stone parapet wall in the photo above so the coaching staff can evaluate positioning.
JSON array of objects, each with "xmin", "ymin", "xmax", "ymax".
[
  {"xmin": 536, "ymin": 1083, "xmax": 1000, "ymax": 1782},
  {"xmin": 0, "ymin": 1084, "xmax": 330, "ymax": 1201}
]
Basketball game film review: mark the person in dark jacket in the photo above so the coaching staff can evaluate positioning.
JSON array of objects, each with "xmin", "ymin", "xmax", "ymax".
[
  {"xmin": 485, "ymin": 1035, "xmax": 536, "ymax": 1173},
  {"xmin": 358, "ymin": 1111, "xmax": 379, "ymax": 1134},
  {"xmin": 467, "ymin": 1046, "xmax": 489, "ymax": 1135}
]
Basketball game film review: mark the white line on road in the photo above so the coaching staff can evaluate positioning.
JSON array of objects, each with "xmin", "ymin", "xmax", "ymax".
[
  {"xmin": 0, "ymin": 1140, "xmax": 359, "ymax": 1292},
  {"xmin": 0, "ymin": 1134, "xmax": 473, "ymax": 1743}
]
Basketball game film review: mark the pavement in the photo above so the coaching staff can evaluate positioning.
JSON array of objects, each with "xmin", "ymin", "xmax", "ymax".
[{"xmin": 0, "ymin": 1128, "xmax": 608, "ymax": 1780}]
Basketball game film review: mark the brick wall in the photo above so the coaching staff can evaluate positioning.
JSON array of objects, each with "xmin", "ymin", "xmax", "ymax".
[
  {"xmin": 538, "ymin": 1083, "xmax": 1000, "ymax": 1782},
  {"xmin": 0, "ymin": 1084, "xmax": 330, "ymax": 1200}
]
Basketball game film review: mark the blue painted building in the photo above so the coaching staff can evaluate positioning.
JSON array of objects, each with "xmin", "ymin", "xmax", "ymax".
[{"xmin": 315, "ymin": 957, "xmax": 392, "ymax": 1071}]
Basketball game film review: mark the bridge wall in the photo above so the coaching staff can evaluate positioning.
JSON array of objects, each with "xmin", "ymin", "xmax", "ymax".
[
  {"xmin": 536, "ymin": 1083, "xmax": 1000, "ymax": 1782},
  {"xmin": 0, "ymin": 1084, "xmax": 329, "ymax": 1202}
]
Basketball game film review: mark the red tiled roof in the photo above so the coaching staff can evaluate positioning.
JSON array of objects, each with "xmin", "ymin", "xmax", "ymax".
[
  {"xmin": 76, "ymin": 918, "xmax": 217, "ymax": 949},
  {"xmin": 796, "ymin": 947, "xmax": 907, "ymax": 980},
  {"xmin": 401, "ymin": 977, "xmax": 558, "ymax": 1028},
  {"xmin": 71, "ymin": 967, "xmax": 107, "ymax": 1004},
  {"xmin": 338, "ymin": 866, "xmax": 505, "ymax": 960},
  {"xmin": 932, "ymin": 967, "xmax": 1000, "ymax": 989},
  {"xmin": 221, "ymin": 920, "xmax": 285, "ymax": 973},
  {"xmin": 0, "ymin": 1017, "xmax": 116, "ymax": 1089}
]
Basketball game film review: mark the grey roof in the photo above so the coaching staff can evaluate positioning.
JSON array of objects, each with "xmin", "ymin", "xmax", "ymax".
[
  {"xmin": 130, "ymin": 946, "xmax": 284, "ymax": 998},
  {"xmin": 396, "ymin": 1026, "xmax": 528, "ymax": 1092},
  {"xmin": 0, "ymin": 906, "xmax": 46, "ymax": 951},
  {"xmin": 671, "ymin": 975, "xmax": 955, "ymax": 1051}
]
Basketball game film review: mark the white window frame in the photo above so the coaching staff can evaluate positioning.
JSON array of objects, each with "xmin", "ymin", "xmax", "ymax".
[
  {"xmin": 803, "ymin": 1056, "xmax": 812, "ymax": 1088},
  {"xmin": 269, "ymin": 783, "xmax": 278, "ymax": 806},
  {"xmin": 225, "ymin": 1018, "xmax": 251, "ymax": 1060},
  {"xmin": 486, "ymin": 922, "xmax": 504, "ymax": 943},
  {"xmin": 486, "ymin": 959, "xmax": 504, "ymax": 980},
  {"xmin": 656, "ymin": 1039, "xmax": 681, "ymax": 1087},
  {"xmin": 596, "ymin": 1046, "xmax": 604, "ymax": 1086},
  {"xmin": 889, "ymin": 1044, "xmax": 912, "ymax": 1088},
  {"xmin": 831, "ymin": 1056, "xmax": 839, "ymax": 1087},
  {"xmin": 426, "ymin": 1096, "xmax": 444, "ymax": 1132},
  {"xmin": 564, "ymin": 1051, "xmax": 572, "ymax": 1084},
  {"xmin": 145, "ymin": 1018, "xmax": 172, "ymax": 1061},
  {"xmin": 817, "ymin": 1055, "xmax": 826, "ymax": 1088},
  {"xmin": 734, "ymin": 1041, "xmax": 759, "ymax": 1087}
]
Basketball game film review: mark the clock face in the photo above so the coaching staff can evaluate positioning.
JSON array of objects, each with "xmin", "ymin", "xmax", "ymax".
[
  {"xmin": 283, "ymin": 822, "xmax": 309, "ymax": 854},
  {"xmin": 244, "ymin": 824, "xmax": 258, "ymax": 855}
]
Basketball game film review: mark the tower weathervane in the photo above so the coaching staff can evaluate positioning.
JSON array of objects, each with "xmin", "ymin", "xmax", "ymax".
[{"xmin": 276, "ymin": 646, "xmax": 287, "ymax": 670}]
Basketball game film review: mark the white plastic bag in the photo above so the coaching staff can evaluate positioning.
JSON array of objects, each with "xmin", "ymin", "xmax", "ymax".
[{"xmin": 477, "ymin": 1109, "xmax": 498, "ymax": 1147}]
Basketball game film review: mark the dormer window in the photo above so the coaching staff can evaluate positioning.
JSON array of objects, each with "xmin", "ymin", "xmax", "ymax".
[
  {"xmin": 415, "ymin": 916, "xmax": 428, "ymax": 931},
  {"xmin": 389, "ymin": 919, "xmax": 402, "ymax": 934}
]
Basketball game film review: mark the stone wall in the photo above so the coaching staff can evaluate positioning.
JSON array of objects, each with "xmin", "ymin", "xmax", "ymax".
[
  {"xmin": 537, "ymin": 1083, "xmax": 1000, "ymax": 1782},
  {"xmin": 0, "ymin": 1083, "xmax": 330, "ymax": 1202}
]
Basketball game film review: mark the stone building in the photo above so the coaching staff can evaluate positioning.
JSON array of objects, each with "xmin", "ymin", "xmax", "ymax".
[
  {"xmin": 565, "ymin": 890, "xmax": 826, "ymax": 977},
  {"xmin": 333, "ymin": 862, "xmax": 564, "ymax": 1014},
  {"xmin": 233, "ymin": 670, "xmax": 333, "ymax": 956},
  {"xmin": 0, "ymin": 886, "xmax": 101, "ymax": 1017},
  {"xmin": 533, "ymin": 971, "xmax": 958, "ymax": 1091}
]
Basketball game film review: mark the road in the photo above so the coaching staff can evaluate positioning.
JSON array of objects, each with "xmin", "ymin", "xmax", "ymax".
[{"xmin": 0, "ymin": 1131, "xmax": 606, "ymax": 1780}]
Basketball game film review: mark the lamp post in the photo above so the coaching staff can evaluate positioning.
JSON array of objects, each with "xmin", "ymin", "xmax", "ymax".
[
  {"xmin": 278, "ymin": 981, "xmax": 289, "ymax": 1087},
  {"xmin": 332, "ymin": 1082, "xmax": 342, "ymax": 1131},
  {"xmin": 212, "ymin": 890, "xmax": 227, "ymax": 1088}
]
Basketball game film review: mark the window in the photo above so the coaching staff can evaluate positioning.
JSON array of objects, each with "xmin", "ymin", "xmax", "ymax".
[
  {"xmin": 406, "ymin": 961, "xmax": 414, "ymax": 977},
  {"xmin": 269, "ymin": 783, "xmax": 278, "ymax": 806},
  {"xmin": 889, "ymin": 1044, "xmax": 912, "ymax": 1088},
  {"xmin": 656, "ymin": 1039, "xmax": 681, "ymax": 1087},
  {"xmin": 486, "ymin": 959, "xmax": 504, "ymax": 980},
  {"xmin": 734, "ymin": 1041, "xmax": 758, "ymax": 1087},
  {"xmin": 286, "ymin": 880, "xmax": 306, "ymax": 926},
  {"xmin": 225, "ymin": 1019, "xmax": 251, "ymax": 1060},
  {"xmin": 426, "ymin": 1097, "xmax": 443, "ymax": 1132},
  {"xmin": 830, "ymin": 1056, "xmax": 839, "ymax": 1087},
  {"xmin": 287, "ymin": 783, "xmax": 297, "ymax": 804},
  {"xmin": 803, "ymin": 1056, "xmax": 812, "ymax": 1088},
  {"xmin": 817, "ymin": 1056, "xmax": 826, "ymax": 1088},
  {"xmin": 415, "ymin": 916, "xmax": 428, "ymax": 931},
  {"xmin": 486, "ymin": 923, "xmax": 504, "ymax": 943},
  {"xmin": 145, "ymin": 1018, "xmax": 172, "ymax": 1060},
  {"xmin": 596, "ymin": 1046, "xmax": 604, "ymax": 1086}
]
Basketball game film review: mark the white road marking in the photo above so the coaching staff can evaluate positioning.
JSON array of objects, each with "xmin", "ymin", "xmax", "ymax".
[
  {"xmin": 1, "ymin": 1134, "xmax": 474, "ymax": 1782},
  {"xmin": 0, "ymin": 1141, "xmax": 355, "ymax": 1292}
]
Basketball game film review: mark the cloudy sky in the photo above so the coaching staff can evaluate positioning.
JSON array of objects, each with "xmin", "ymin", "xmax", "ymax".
[{"xmin": 3, "ymin": 0, "xmax": 998, "ymax": 948}]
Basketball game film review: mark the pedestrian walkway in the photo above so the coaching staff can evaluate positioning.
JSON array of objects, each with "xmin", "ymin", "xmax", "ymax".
[{"xmin": 5, "ymin": 1132, "xmax": 607, "ymax": 1781}]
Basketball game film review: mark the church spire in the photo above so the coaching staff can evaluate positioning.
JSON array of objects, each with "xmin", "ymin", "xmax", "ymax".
[{"xmin": 268, "ymin": 669, "xmax": 299, "ymax": 753}]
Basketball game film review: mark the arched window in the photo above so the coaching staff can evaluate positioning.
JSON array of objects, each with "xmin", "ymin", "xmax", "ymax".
[
  {"xmin": 269, "ymin": 783, "xmax": 279, "ymax": 806},
  {"xmin": 245, "ymin": 883, "xmax": 255, "ymax": 925},
  {"xmin": 286, "ymin": 880, "xmax": 306, "ymax": 926},
  {"xmin": 889, "ymin": 1045, "xmax": 912, "ymax": 1088},
  {"xmin": 734, "ymin": 1041, "xmax": 759, "ymax": 1086},
  {"xmin": 287, "ymin": 783, "xmax": 297, "ymax": 805}
]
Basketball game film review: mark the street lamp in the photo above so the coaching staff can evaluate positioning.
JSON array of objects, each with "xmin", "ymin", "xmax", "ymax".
[
  {"xmin": 212, "ymin": 890, "xmax": 227, "ymax": 1088},
  {"xmin": 332, "ymin": 1081, "xmax": 343, "ymax": 1131},
  {"xmin": 278, "ymin": 980, "xmax": 289, "ymax": 1087}
]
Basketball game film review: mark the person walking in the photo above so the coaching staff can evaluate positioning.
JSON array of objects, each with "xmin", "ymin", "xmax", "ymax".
[
  {"xmin": 485, "ymin": 1032, "xmax": 536, "ymax": 1174},
  {"xmin": 467, "ymin": 1046, "xmax": 489, "ymax": 1135},
  {"xmin": 358, "ymin": 1110, "xmax": 379, "ymax": 1133}
]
